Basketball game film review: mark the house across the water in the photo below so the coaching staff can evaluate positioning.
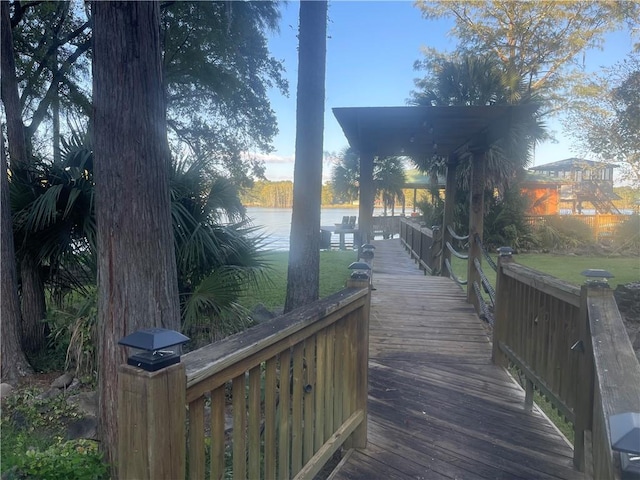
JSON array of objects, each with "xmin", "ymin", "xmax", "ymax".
[{"xmin": 524, "ymin": 158, "xmax": 620, "ymax": 214}]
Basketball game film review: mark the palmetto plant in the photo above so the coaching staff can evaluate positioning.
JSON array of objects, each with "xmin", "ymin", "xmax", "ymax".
[
  {"xmin": 11, "ymin": 133, "xmax": 271, "ymax": 355},
  {"xmin": 170, "ymin": 157, "xmax": 271, "ymax": 341}
]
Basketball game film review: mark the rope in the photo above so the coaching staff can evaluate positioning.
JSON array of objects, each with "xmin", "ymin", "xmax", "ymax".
[
  {"xmin": 444, "ymin": 258, "xmax": 467, "ymax": 286},
  {"xmin": 445, "ymin": 241, "xmax": 468, "ymax": 260},
  {"xmin": 447, "ymin": 225, "xmax": 469, "ymax": 242},
  {"xmin": 473, "ymin": 258, "xmax": 496, "ymax": 306},
  {"xmin": 474, "ymin": 233, "xmax": 497, "ymax": 272},
  {"xmin": 473, "ymin": 281, "xmax": 494, "ymax": 325}
]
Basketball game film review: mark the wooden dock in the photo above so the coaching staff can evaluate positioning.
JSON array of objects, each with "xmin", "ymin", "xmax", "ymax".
[{"xmin": 330, "ymin": 239, "xmax": 583, "ymax": 480}]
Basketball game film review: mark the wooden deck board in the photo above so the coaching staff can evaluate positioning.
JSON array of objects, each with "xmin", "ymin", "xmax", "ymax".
[{"xmin": 331, "ymin": 239, "xmax": 583, "ymax": 480}]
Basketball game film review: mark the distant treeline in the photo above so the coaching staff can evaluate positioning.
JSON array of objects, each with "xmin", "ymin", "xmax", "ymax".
[
  {"xmin": 240, "ymin": 181, "xmax": 340, "ymax": 208},
  {"xmin": 240, "ymin": 180, "xmax": 426, "ymax": 209}
]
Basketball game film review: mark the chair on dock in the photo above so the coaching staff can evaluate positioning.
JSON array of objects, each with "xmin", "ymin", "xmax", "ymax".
[{"xmin": 348, "ymin": 216, "xmax": 356, "ymax": 227}]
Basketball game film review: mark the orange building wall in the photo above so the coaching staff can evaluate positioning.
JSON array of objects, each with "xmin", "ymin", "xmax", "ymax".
[{"xmin": 521, "ymin": 186, "xmax": 560, "ymax": 215}]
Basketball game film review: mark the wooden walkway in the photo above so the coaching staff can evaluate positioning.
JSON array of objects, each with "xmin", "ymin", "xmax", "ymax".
[{"xmin": 330, "ymin": 239, "xmax": 583, "ymax": 480}]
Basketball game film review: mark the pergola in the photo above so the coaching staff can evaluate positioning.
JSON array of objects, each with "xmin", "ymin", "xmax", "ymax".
[{"xmin": 333, "ymin": 105, "xmax": 532, "ymax": 307}]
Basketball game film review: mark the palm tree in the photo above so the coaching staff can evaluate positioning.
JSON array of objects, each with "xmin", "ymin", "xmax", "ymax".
[
  {"xmin": 374, "ymin": 156, "xmax": 406, "ymax": 215},
  {"xmin": 331, "ymin": 147, "xmax": 407, "ymax": 215},
  {"xmin": 410, "ymin": 54, "xmax": 547, "ymax": 191}
]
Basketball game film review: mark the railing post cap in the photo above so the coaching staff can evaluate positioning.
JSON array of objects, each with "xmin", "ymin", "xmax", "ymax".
[
  {"xmin": 581, "ymin": 269, "xmax": 614, "ymax": 287},
  {"xmin": 497, "ymin": 246, "xmax": 513, "ymax": 257},
  {"xmin": 610, "ymin": 412, "xmax": 640, "ymax": 474}
]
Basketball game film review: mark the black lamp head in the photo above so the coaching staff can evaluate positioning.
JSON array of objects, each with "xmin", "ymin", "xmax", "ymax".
[{"xmin": 118, "ymin": 328, "xmax": 190, "ymax": 372}]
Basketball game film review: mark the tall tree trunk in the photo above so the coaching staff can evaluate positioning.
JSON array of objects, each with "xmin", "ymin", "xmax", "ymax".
[
  {"xmin": 0, "ymin": 1, "xmax": 27, "ymax": 172},
  {"xmin": 19, "ymin": 254, "xmax": 48, "ymax": 353},
  {"xmin": 1, "ymin": 0, "xmax": 34, "ymax": 380},
  {"xmin": 14, "ymin": 240, "xmax": 50, "ymax": 355},
  {"xmin": 1, "ymin": 143, "xmax": 33, "ymax": 383},
  {"xmin": 93, "ymin": 1, "xmax": 180, "ymax": 470},
  {"xmin": 284, "ymin": 0, "xmax": 328, "ymax": 313}
]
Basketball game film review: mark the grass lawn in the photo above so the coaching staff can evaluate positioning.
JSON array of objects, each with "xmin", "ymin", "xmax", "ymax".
[
  {"xmin": 240, "ymin": 250, "xmax": 358, "ymax": 311},
  {"xmin": 243, "ymin": 249, "xmax": 639, "ymax": 313},
  {"xmin": 451, "ymin": 252, "xmax": 639, "ymax": 290}
]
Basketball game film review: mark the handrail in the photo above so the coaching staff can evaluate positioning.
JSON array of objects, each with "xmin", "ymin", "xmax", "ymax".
[
  {"xmin": 117, "ymin": 282, "xmax": 371, "ymax": 480},
  {"xmin": 399, "ymin": 217, "xmax": 441, "ymax": 275},
  {"xmin": 182, "ymin": 284, "xmax": 371, "ymax": 479},
  {"xmin": 493, "ymin": 256, "xmax": 640, "ymax": 477}
]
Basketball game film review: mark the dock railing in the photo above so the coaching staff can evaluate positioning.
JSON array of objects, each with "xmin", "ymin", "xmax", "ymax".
[
  {"xmin": 399, "ymin": 217, "xmax": 442, "ymax": 275},
  {"xmin": 492, "ymin": 253, "xmax": 640, "ymax": 478},
  {"xmin": 117, "ymin": 279, "xmax": 371, "ymax": 479}
]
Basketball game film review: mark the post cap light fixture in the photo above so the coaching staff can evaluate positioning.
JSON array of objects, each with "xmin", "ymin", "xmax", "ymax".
[
  {"xmin": 610, "ymin": 412, "xmax": 640, "ymax": 475},
  {"xmin": 118, "ymin": 328, "xmax": 190, "ymax": 372},
  {"xmin": 497, "ymin": 246, "xmax": 514, "ymax": 257},
  {"xmin": 348, "ymin": 261, "xmax": 371, "ymax": 280},
  {"xmin": 581, "ymin": 269, "xmax": 614, "ymax": 287}
]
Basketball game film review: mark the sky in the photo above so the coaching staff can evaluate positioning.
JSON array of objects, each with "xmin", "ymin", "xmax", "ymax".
[{"xmin": 259, "ymin": 1, "xmax": 637, "ymax": 183}]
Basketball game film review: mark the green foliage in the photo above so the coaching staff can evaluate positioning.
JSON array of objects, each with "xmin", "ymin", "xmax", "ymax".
[
  {"xmin": 614, "ymin": 214, "xmax": 640, "ymax": 254},
  {"xmin": 414, "ymin": 1, "xmax": 638, "ymax": 110},
  {"xmin": 239, "ymin": 180, "xmax": 294, "ymax": 207},
  {"xmin": 331, "ymin": 147, "xmax": 406, "ymax": 210},
  {"xmin": 47, "ymin": 289, "xmax": 98, "ymax": 382},
  {"xmin": 2, "ymin": 388, "xmax": 81, "ymax": 435},
  {"xmin": 411, "ymin": 53, "xmax": 546, "ymax": 190},
  {"xmin": 161, "ymin": 1, "xmax": 287, "ymax": 184},
  {"xmin": 3, "ymin": 436, "xmax": 108, "ymax": 480},
  {"xmin": 565, "ymin": 53, "xmax": 640, "ymax": 184},
  {"xmin": 1, "ymin": 388, "xmax": 109, "ymax": 479},
  {"xmin": 533, "ymin": 216, "xmax": 594, "ymax": 250},
  {"xmin": 483, "ymin": 188, "xmax": 536, "ymax": 250}
]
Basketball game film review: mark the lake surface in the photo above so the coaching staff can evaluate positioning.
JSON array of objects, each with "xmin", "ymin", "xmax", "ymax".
[{"xmin": 246, "ymin": 207, "xmax": 385, "ymax": 251}]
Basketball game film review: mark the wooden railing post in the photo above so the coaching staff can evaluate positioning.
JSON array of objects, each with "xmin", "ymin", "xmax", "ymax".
[
  {"xmin": 345, "ymin": 277, "xmax": 371, "ymax": 449},
  {"xmin": 467, "ymin": 148, "xmax": 486, "ymax": 309},
  {"xmin": 441, "ymin": 156, "xmax": 458, "ymax": 277},
  {"xmin": 118, "ymin": 362, "xmax": 186, "ymax": 479},
  {"xmin": 492, "ymin": 248, "xmax": 513, "ymax": 368},
  {"xmin": 572, "ymin": 284, "xmax": 595, "ymax": 472}
]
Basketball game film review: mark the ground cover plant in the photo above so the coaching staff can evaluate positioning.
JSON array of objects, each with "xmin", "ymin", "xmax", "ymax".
[{"xmin": 0, "ymin": 389, "xmax": 109, "ymax": 480}]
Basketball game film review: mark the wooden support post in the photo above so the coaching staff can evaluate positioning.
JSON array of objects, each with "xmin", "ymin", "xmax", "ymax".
[
  {"xmin": 573, "ymin": 284, "xmax": 595, "ymax": 472},
  {"xmin": 346, "ymin": 277, "xmax": 370, "ymax": 449},
  {"xmin": 118, "ymin": 362, "xmax": 186, "ymax": 480},
  {"xmin": 467, "ymin": 149, "xmax": 486, "ymax": 309},
  {"xmin": 358, "ymin": 151, "xmax": 375, "ymax": 245},
  {"xmin": 492, "ymin": 252, "xmax": 514, "ymax": 367},
  {"xmin": 441, "ymin": 156, "xmax": 457, "ymax": 277}
]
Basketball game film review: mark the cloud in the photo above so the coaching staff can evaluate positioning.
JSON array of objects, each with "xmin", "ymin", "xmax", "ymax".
[{"xmin": 241, "ymin": 151, "xmax": 294, "ymax": 165}]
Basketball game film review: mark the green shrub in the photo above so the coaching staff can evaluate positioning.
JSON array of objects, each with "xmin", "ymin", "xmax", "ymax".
[
  {"xmin": 8, "ymin": 438, "xmax": 108, "ymax": 480},
  {"xmin": 1, "ymin": 389, "xmax": 109, "ymax": 479},
  {"xmin": 47, "ymin": 289, "xmax": 98, "ymax": 382},
  {"xmin": 614, "ymin": 214, "xmax": 640, "ymax": 253},
  {"xmin": 534, "ymin": 216, "xmax": 594, "ymax": 250}
]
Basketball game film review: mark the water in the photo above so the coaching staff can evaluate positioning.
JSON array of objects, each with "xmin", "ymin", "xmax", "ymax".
[{"xmin": 246, "ymin": 207, "xmax": 385, "ymax": 251}]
